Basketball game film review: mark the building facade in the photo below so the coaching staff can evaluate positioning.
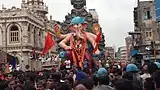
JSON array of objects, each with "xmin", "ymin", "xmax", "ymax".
[
  {"xmin": 0, "ymin": 0, "xmax": 56, "ymax": 71},
  {"xmin": 104, "ymin": 47, "xmax": 115, "ymax": 60},
  {"xmin": 133, "ymin": 1, "xmax": 160, "ymax": 51},
  {"xmin": 125, "ymin": 36, "xmax": 133, "ymax": 60},
  {"xmin": 117, "ymin": 46, "xmax": 127, "ymax": 61}
]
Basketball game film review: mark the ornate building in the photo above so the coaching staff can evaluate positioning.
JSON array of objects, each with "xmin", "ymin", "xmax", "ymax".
[{"xmin": 0, "ymin": 0, "xmax": 55, "ymax": 71}]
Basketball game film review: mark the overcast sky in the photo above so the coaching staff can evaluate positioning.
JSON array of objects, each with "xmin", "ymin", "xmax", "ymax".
[{"xmin": 0, "ymin": 0, "xmax": 150, "ymax": 48}]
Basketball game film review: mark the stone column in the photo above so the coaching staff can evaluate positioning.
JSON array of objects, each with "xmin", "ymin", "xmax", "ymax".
[
  {"xmin": 37, "ymin": 28, "xmax": 40, "ymax": 48},
  {"xmin": 2, "ymin": 23, "xmax": 7, "ymax": 49},
  {"xmin": 39, "ymin": 29, "xmax": 43, "ymax": 48},
  {"xmin": 21, "ymin": 22, "xmax": 29, "ymax": 45},
  {"xmin": 0, "ymin": 28, "xmax": 3, "ymax": 45},
  {"xmin": 31, "ymin": 25, "xmax": 35, "ymax": 46}
]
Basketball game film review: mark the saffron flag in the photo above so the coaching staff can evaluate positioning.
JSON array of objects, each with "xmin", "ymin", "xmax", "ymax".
[
  {"xmin": 93, "ymin": 32, "xmax": 102, "ymax": 53},
  {"xmin": 42, "ymin": 32, "xmax": 55, "ymax": 55}
]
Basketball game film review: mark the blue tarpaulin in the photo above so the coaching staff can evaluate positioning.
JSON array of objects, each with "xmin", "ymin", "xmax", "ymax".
[
  {"xmin": 155, "ymin": 0, "xmax": 160, "ymax": 21},
  {"xmin": 130, "ymin": 50, "xmax": 139, "ymax": 56}
]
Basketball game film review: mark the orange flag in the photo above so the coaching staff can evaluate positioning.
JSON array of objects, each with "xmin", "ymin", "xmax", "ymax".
[{"xmin": 42, "ymin": 32, "xmax": 55, "ymax": 55}]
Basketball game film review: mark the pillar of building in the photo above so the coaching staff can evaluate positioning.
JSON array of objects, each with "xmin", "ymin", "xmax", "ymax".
[
  {"xmin": 21, "ymin": 22, "xmax": 29, "ymax": 45},
  {"xmin": 31, "ymin": 25, "xmax": 35, "ymax": 46}
]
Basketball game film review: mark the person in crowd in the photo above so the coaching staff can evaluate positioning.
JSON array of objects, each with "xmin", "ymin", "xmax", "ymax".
[
  {"xmin": 65, "ymin": 60, "xmax": 71, "ymax": 70},
  {"xmin": 153, "ymin": 62, "xmax": 160, "ymax": 90},
  {"xmin": 141, "ymin": 64, "xmax": 151, "ymax": 81},
  {"xmin": 114, "ymin": 79, "xmax": 133, "ymax": 90},
  {"xmin": 79, "ymin": 78, "xmax": 94, "ymax": 90},
  {"xmin": 75, "ymin": 84, "xmax": 87, "ymax": 90},
  {"xmin": 93, "ymin": 68, "xmax": 114, "ymax": 90},
  {"xmin": 2, "ymin": 59, "xmax": 160, "ymax": 90},
  {"xmin": 123, "ymin": 63, "xmax": 143, "ymax": 90}
]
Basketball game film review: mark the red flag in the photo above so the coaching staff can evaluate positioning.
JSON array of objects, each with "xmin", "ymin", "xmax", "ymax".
[
  {"xmin": 42, "ymin": 32, "xmax": 55, "ymax": 55},
  {"xmin": 96, "ymin": 32, "xmax": 102, "ymax": 42}
]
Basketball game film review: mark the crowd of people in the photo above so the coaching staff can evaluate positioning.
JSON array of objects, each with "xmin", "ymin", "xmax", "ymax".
[{"xmin": 0, "ymin": 59, "xmax": 160, "ymax": 90}]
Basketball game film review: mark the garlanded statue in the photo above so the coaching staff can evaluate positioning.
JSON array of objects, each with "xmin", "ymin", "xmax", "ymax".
[
  {"xmin": 54, "ymin": 17, "xmax": 104, "ymax": 68},
  {"xmin": 54, "ymin": 0, "xmax": 105, "ymax": 68}
]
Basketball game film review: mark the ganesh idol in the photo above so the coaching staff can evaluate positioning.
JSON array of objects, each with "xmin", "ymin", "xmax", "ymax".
[{"xmin": 54, "ymin": 16, "xmax": 104, "ymax": 68}]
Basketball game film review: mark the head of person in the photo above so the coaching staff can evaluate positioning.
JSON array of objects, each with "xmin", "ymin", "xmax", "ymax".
[
  {"xmin": 7, "ymin": 72, "xmax": 13, "ymax": 81},
  {"xmin": 96, "ymin": 68, "xmax": 108, "ymax": 77},
  {"xmin": 77, "ymin": 67, "xmax": 82, "ymax": 71},
  {"xmin": 56, "ymin": 82, "xmax": 71, "ymax": 90},
  {"xmin": 8, "ymin": 80, "xmax": 16, "ymax": 89},
  {"xmin": 114, "ymin": 69, "xmax": 122, "ymax": 80},
  {"xmin": 142, "ymin": 64, "xmax": 149, "ymax": 73},
  {"xmin": 36, "ymin": 81, "xmax": 45, "ymax": 90},
  {"xmin": 75, "ymin": 84, "xmax": 87, "ymax": 90},
  {"xmin": 46, "ymin": 76, "xmax": 55, "ymax": 89},
  {"xmin": 13, "ymin": 85, "xmax": 23, "ymax": 90},
  {"xmin": 126, "ymin": 64, "xmax": 138, "ymax": 73},
  {"xmin": 110, "ymin": 65, "xmax": 118, "ymax": 73}
]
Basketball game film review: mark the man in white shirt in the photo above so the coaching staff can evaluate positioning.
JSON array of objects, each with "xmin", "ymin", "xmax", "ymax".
[
  {"xmin": 141, "ymin": 64, "xmax": 151, "ymax": 85},
  {"xmin": 65, "ymin": 59, "xmax": 71, "ymax": 70}
]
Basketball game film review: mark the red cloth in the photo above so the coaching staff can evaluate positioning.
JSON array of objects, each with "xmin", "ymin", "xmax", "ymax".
[
  {"xmin": 93, "ymin": 32, "xmax": 102, "ymax": 53},
  {"xmin": 42, "ymin": 32, "xmax": 55, "ymax": 55},
  {"xmin": 96, "ymin": 32, "xmax": 102, "ymax": 42},
  {"xmin": 0, "ymin": 76, "xmax": 4, "ymax": 80}
]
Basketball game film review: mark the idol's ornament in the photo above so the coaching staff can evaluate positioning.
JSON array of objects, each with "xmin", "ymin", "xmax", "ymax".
[{"xmin": 54, "ymin": 0, "xmax": 105, "ymax": 68}]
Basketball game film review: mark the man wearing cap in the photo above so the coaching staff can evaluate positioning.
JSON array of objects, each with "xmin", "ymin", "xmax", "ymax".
[
  {"xmin": 123, "ymin": 64, "xmax": 143, "ymax": 90},
  {"xmin": 93, "ymin": 68, "xmax": 114, "ymax": 90}
]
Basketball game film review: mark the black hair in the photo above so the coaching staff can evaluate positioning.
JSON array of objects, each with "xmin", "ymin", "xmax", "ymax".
[
  {"xmin": 80, "ymin": 79, "xmax": 94, "ymax": 90},
  {"xmin": 77, "ymin": 67, "xmax": 82, "ymax": 71},
  {"xmin": 13, "ymin": 85, "xmax": 23, "ymax": 90},
  {"xmin": 56, "ymin": 83, "xmax": 71, "ymax": 90},
  {"xmin": 51, "ymin": 73, "xmax": 61, "ymax": 82}
]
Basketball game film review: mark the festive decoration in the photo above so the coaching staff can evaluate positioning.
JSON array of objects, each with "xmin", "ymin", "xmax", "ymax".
[
  {"xmin": 54, "ymin": 0, "xmax": 105, "ymax": 68},
  {"xmin": 42, "ymin": 32, "xmax": 55, "ymax": 55}
]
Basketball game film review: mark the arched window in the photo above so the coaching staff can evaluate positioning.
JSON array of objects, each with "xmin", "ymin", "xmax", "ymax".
[
  {"xmin": 0, "ymin": 28, "xmax": 2, "ymax": 45},
  {"xmin": 10, "ymin": 26, "xmax": 19, "ymax": 43}
]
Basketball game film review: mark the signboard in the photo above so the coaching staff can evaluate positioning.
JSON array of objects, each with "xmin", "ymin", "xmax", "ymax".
[{"xmin": 155, "ymin": 0, "xmax": 160, "ymax": 21}]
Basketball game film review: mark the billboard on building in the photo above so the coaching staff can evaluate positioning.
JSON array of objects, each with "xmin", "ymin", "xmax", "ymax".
[{"xmin": 155, "ymin": 0, "xmax": 160, "ymax": 21}]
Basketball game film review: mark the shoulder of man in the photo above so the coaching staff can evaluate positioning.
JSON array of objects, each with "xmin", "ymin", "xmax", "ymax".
[{"xmin": 93, "ymin": 85, "xmax": 114, "ymax": 90}]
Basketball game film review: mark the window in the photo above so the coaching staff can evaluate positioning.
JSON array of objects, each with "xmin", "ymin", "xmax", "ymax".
[
  {"xmin": 146, "ymin": 32, "xmax": 149, "ymax": 37},
  {"xmin": 10, "ymin": 26, "xmax": 19, "ymax": 43},
  {"xmin": 144, "ymin": 9, "xmax": 151, "ymax": 20},
  {"xmin": 149, "ymin": 32, "xmax": 152, "ymax": 37},
  {"xmin": 39, "ymin": 31, "xmax": 42, "ymax": 46}
]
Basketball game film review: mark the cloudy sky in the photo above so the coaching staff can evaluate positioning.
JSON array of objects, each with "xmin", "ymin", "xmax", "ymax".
[{"xmin": 0, "ymin": 0, "xmax": 149, "ymax": 48}]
